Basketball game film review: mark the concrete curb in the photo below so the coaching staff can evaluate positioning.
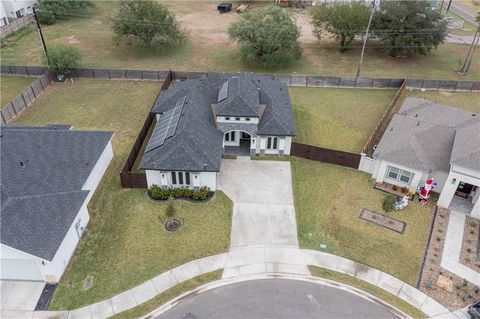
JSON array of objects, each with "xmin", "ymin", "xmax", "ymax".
[{"xmin": 140, "ymin": 273, "xmax": 412, "ymax": 319}]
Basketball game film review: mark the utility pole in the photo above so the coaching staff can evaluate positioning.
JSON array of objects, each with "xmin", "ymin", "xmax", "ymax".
[
  {"xmin": 32, "ymin": 6, "xmax": 49, "ymax": 65},
  {"xmin": 461, "ymin": 28, "xmax": 480, "ymax": 75},
  {"xmin": 356, "ymin": 0, "xmax": 375, "ymax": 78},
  {"xmin": 446, "ymin": 0, "xmax": 453, "ymax": 12}
]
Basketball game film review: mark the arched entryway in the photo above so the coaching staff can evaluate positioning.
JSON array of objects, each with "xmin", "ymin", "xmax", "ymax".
[{"xmin": 223, "ymin": 130, "xmax": 252, "ymax": 156}]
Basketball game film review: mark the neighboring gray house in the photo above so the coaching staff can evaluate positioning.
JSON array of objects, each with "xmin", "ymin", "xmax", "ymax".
[
  {"xmin": 139, "ymin": 73, "xmax": 296, "ymax": 191},
  {"xmin": 370, "ymin": 97, "xmax": 480, "ymax": 218},
  {"xmin": 0, "ymin": 125, "xmax": 114, "ymax": 283}
]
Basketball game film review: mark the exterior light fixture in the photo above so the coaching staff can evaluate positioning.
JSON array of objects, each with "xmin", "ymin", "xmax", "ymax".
[{"xmin": 452, "ymin": 178, "xmax": 456, "ymax": 184}]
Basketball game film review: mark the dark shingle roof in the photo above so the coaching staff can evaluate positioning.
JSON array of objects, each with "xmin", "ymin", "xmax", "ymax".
[
  {"xmin": 0, "ymin": 126, "xmax": 113, "ymax": 260},
  {"xmin": 141, "ymin": 73, "xmax": 296, "ymax": 172}
]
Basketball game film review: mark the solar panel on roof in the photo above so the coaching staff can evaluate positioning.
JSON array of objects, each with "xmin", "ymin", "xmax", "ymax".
[
  {"xmin": 217, "ymin": 81, "xmax": 228, "ymax": 102},
  {"xmin": 145, "ymin": 96, "xmax": 186, "ymax": 152}
]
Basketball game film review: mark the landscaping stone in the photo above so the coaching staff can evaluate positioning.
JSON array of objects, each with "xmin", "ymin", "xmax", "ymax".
[{"xmin": 436, "ymin": 275, "xmax": 453, "ymax": 292}]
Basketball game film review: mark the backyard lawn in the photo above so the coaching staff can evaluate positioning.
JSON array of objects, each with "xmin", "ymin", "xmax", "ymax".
[
  {"xmin": 291, "ymin": 157, "xmax": 434, "ymax": 286},
  {"xmin": 1, "ymin": 1, "xmax": 479, "ymax": 80},
  {"xmin": 408, "ymin": 90, "xmax": 480, "ymax": 113},
  {"xmin": 0, "ymin": 75, "xmax": 36, "ymax": 105},
  {"xmin": 289, "ymin": 87, "xmax": 396, "ymax": 153},
  {"xmin": 12, "ymin": 79, "xmax": 233, "ymax": 309}
]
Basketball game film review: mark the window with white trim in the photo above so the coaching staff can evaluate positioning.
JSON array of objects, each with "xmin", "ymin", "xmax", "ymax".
[
  {"xmin": 171, "ymin": 172, "xmax": 191, "ymax": 186},
  {"xmin": 225, "ymin": 131, "xmax": 236, "ymax": 142},
  {"xmin": 267, "ymin": 137, "xmax": 278, "ymax": 150},
  {"xmin": 386, "ymin": 166, "xmax": 413, "ymax": 184}
]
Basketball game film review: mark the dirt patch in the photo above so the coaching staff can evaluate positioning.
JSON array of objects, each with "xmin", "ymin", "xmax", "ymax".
[
  {"xmin": 460, "ymin": 216, "xmax": 480, "ymax": 271},
  {"xmin": 64, "ymin": 35, "xmax": 81, "ymax": 45},
  {"xmin": 419, "ymin": 208, "xmax": 480, "ymax": 309}
]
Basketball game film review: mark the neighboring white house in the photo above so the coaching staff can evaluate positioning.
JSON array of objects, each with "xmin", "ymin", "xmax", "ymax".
[
  {"xmin": 1, "ymin": 0, "xmax": 35, "ymax": 20},
  {"xmin": 139, "ymin": 73, "xmax": 297, "ymax": 191},
  {"xmin": 370, "ymin": 97, "xmax": 480, "ymax": 218},
  {"xmin": 0, "ymin": 125, "xmax": 114, "ymax": 283}
]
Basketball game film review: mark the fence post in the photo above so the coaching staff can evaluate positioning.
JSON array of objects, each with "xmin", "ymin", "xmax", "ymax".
[
  {"xmin": 1, "ymin": 111, "xmax": 6, "ymax": 125},
  {"xmin": 30, "ymin": 86, "xmax": 36, "ymax": 99},
  {"xmin": 10, "ymin": 101, "xmax": 17, "ymax": 116}
]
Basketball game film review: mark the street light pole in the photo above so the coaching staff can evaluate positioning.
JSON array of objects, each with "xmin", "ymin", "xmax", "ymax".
[{"xmin": 356, "ymin": 0, "xmax": 375, "ymax": 78}]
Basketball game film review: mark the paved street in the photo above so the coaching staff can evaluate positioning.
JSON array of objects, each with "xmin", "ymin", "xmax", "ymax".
[
  {"xmin": 153, "ymin": 279, "xmax": 403, "ymax": 319},
  {"xmin": 449, "ymin": 1, "xmax": 478, "ymax": 24}
]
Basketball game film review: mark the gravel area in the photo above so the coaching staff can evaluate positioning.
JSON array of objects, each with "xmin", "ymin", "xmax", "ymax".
[{"xmin": 460, "ymin": 216, "xmax": 480, "ymax": 272}]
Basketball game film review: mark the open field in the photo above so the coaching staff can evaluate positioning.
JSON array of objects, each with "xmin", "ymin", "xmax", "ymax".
[
  {"xmin": 291, "ymin": 158, "xmax": 434, "ymax": 286},
  {"xmin": 0, "ymin": 2, "xmax": 478, "ymax": 80},
  {"xmin": 0, "ymin": 75, "xmax": 36, "ymax": 105},
  {"xmin": 408, "ymin": 90, "xmax": 480, "ymax": 113},
  {"xmin": 289, "ymin": 87, "xmax": 396, "ymax": 153},
  {"xmin": 12, "ymin": 79, "xmax": 233, "ymax": 309}
]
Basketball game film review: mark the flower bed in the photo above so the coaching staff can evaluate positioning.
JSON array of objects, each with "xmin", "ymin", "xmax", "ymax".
[
  {"xmin": 460, "ymin": 216, "xmax": 480, "ymax": 271},
  {"xmin": 359, "ymin": 208, "xmax": 406, "ymax": 234},
  {"xmin": 148, "ymin": 185, "xmax": 214, "ymax": 202}
]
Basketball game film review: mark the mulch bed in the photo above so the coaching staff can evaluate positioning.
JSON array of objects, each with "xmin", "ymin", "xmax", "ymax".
[
  {"xmin": 419, "ymin": 208, "xmax": 480, "ymax": 310},
  {"xmin": 359, "ymin": 208, "xmax": 406, "ymax": 234},
  {"xmin": 460, "ymin": 216, "xmax": 480, "ymax": 272}
]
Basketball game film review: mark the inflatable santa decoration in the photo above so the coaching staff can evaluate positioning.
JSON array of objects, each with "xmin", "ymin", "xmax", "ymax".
[{"xmin": 418, "ymin": 178, "xmax": 437, "ymax": 205}]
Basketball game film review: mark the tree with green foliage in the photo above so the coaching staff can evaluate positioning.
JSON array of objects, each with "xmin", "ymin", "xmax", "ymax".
[
  {"xmin": 228, "ymin": 6, "xmax": 302, "ymax": 68},
  {"xmin": 310, "ymin": 2, "xmax": 370, "ymax": 52},
  {"xmin": 372, "ymin": 0, "xmax": 447, "ymax": 57},
  {"xmin": 36, "ymin": 0, "xmax": 94, "ymax": 25},
  {"xmin": 43, "ymin": 44, "xmax": 81, "ymax": 75},
  {"xmin": 109, "ymin": 1, "xmax": 184, "ymax": 49}
]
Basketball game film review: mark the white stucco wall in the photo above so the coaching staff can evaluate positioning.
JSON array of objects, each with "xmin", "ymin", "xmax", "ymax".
[
  {"xmin": 217, "ymin": 116, "xmax": 259, "ymax": 124},
  {"xmin": 146, "ymin": 170, "xmax": 217, "ymax": 191},
  {"xmin": 372, "ymin": 160, "xmax": 424, "ymax": 193},
  {"xmin": 438, "ymin": 164, "xmax": 480, "ymax": 218},
  {"xmin": 255, "ymin": 135, "xmax": 292, "ymax": 156}
]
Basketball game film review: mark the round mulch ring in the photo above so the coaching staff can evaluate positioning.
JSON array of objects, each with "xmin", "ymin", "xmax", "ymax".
[{"xmin": 164, "ymin": 218, "xmax": 182, "ymax": 232}]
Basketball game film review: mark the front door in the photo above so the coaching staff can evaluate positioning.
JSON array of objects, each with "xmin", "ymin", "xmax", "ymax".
[{"xmin": 456, "ymin": 182, "xmax": 475, "ymax": 198}]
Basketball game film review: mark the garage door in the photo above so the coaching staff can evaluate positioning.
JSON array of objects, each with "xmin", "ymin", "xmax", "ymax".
[{"xmin": 1, "ymin": 259, "xmax": 44, "ymax": 281}]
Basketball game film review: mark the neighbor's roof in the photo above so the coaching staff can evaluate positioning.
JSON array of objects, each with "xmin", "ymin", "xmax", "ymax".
[
  {"xmin": 374, "ymin": 97, "xmax": 480, "ymax": 173},
  {"xmin": 140, "ymin": 73, "xmax": 296, "ymax": 172},
  {"xmin": 0, "ymin": 125, "xmax": 113, "ymax": 261}
]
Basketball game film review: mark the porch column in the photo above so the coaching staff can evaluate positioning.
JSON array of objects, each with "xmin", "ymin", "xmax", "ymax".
[
  {"xmin": 259, "ymin": 137, "xmax": 266, "ymax": 156},
  {"xmin": 250, "ymin": 138, "xmax": 257, "ymax": 157},
  {"xmin": 438, "ymin": 176, "xmax": 459, "ymax": 208},
  {"xmin": 278, "ymin": 138, "xmax": 285, "ymax": 156}
]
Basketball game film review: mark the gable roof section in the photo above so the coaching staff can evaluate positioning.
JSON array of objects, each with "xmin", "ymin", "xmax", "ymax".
[
  {"xmin": 0, "ymin": 126, "xmax": 113, "ymax": 260},
  {"xmin": 142, "ymin": 73, "xmax": 296, "ymax": 172},
  {"xmin": 216, "ymin": 76, "xmax": 259, "ymax": 117},
  {"xmin": 374, "ymin": 97, "xmax": 479, "ymax": 174}
]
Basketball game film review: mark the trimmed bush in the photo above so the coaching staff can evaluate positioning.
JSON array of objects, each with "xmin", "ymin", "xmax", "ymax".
[
  {"xmin": 149, "ymin": 185, "xmax": 170, "ymax": 200},
  {"xmin": 43, "ymin": 44, "xmax": 81, "ymax": 75},
  {"xmin": 192, "ymin": 187, "xmax": 210, "ymax": 201},
  {"xmin": 382, "ymin": 194, "xmax": 396, "ymax": 213}
]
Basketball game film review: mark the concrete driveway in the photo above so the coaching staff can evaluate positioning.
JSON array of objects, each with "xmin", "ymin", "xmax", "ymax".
[
  {"xmin": 218, "ymin": 157, "xmax": 298, "ymax": 248},
  {"xmin": 0, "ymin": 280, "xmax": 44, "ymax": 311}
]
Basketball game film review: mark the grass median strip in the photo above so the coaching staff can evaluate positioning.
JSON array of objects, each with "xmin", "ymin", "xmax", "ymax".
[
  {"xmin": 309, "ymin": 266, "xmax": 427, "ymax": 319},
  {"xmin": 110, "ymin": 270, "xmax": 223, "ymax": 319},
  {"xmin": 12, "ymin": 79, "xmax": 233, "ymax": 309}
]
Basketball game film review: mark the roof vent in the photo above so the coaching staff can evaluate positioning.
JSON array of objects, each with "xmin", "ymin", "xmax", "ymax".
[
  {"xmin": 417, "ymin": 121, "xmax": 420, "ymax": 126},
  {"xmin": 415, "ymin": 114, "xmax": 418, "ymax": 118},
  {"xmin": 20, "ymin": 161, "xmax": 25, "ymax": 167},
  {"xmin": 472, "ymin": 114, "xmax": 477, "ymax": 116}
]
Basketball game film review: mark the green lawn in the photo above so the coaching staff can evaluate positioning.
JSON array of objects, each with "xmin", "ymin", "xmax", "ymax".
[
  {"xmin": 408, "ymin": 90, "xmax": 480, "ymax": 113},
  {"xmin": 0, "ymin": 75, "xmax": 37, "ymax": 105},
  {"xmin": 0, "ymin": 1, "xmax": 478, "ymax": 80},
  {"xmin": 291, "ymin": 157, "xmax": 434, "ymax": 286},
  {"xmin": 309, "ymin": 267, "xmax": 426, "ymax": 319},
  {"xmin": 12, "ymin": 79, "xmax": 233, "ymax": 310},
  {"xmin": 289, "ymin": 87, "xmax": 396, "ymax": 153}
]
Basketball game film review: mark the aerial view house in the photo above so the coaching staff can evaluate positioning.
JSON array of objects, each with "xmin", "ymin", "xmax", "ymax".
[
  {"xmin": 139, "ymin": 73, "xmax": 296, "ymax": 191},
  {"xmin": 372, "ymin": 97, "xmax": 480, "ymax": 218},
  {"xmin": 0, "ymin": 125, "xmax": 113, "ymax": 283}
]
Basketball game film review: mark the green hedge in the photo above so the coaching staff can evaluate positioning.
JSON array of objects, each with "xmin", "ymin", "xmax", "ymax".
[{"xmin": 149, "ymin": 185, "xmax": 211, "ymax": 201}]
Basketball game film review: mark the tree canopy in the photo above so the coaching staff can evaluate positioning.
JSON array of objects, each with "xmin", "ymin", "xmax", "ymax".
[
  {"xmin": 37, "ymin": 0, "xmax": 93, "ymax": 25},
  {"xmin": 372, "ymin": 1, "xmax": 447, "ymax": 56},
  {"xmin": 310, "ymin": 2, "xmax": 371, "ymax": 52},
  {"xmin": 44, "ymin": 44, "xmax": 82, "ymax": 75},
  {"xmin": 228, "ymin": 7, "xmax": 302, "ymax": 68},
  {"xmin": 109, "ymin": 1, "xmax": 184, "ymax": 49}
]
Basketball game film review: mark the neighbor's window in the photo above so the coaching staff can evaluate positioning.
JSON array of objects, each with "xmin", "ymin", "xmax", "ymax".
[
  {"xmin": 386, "ymin": 166, "xmax": 413, "ymax": 184},
  {"xmin": 225, "ymin": 131, "xmax": 235, "ymax": 142},
  {"xmin": 267, "ymin": 136, "xmax": 278, "ymax": 150}
]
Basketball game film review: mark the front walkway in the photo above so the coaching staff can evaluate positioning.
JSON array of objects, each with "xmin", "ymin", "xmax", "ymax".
[
  {"xmin": 441, "ymin": 210, "xmax": 480, "ymax": 286},
  {"xmin": 217, "ymin": 157, "xmax": 310, "ymax": 278}
]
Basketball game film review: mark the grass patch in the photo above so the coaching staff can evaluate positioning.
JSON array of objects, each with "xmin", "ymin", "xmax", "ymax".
[
  {"xmin": 289, "ymin": 87, "xmax": 396, "ymax": 153},
  {"xmin": 12, "ymin": 79, "xmax": 233, "ymax": 309},
  {"xmin": 0, "ymin": 75, "xmax": 37, "ymax": 105},
  {"xmin": 309, "ymin": 266, "xmax": 427, "ymax": 319},
  {"xmin": 291, "ymin": 157, "xmax": 433, "ymax": 286},
  {"xmin": 408, "ymin": 90, "xmax": 480, "ymax": 113},
  {"xmin": 111, "ymin": 270, "xmax": 222, "ymax": 319}
]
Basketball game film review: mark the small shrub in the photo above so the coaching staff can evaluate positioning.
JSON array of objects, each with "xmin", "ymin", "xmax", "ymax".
[
  {"xmin": 467, "ymin": 248, "xmax": 473, "ymax": 253},
  {"xmin": 436, "ymin": 236, "xmax": 442, "ymax": 242},
  {"xmin": 382, "ymin": 194, "xmax": 396, "ymax": 212},
  {"xmin": 171, "ymin": 187, "xmax": 193, "ymax": 198},
  {"xmin": 470, "ymin": 221, "xmax": 478, "ymax": 228},
  {"xmin": 191, "ymin": 187, "xmax": 210, "ymax": 201},
  {"xmin": 165, "ymin": 202, "xmax": 176, "ymax": 218},
  {"xmin": 467, "ymin": 239, "xmax": 473, "ymax": 244},
  {"xmin": 43, "ymin": 44, "xmax": 82, "ymax": 75},
  {"xmin": 470, "ymin": 230, "xmax": 475, "ymax": 235},
  {"xmin": 400, "ymin": 187, "xmax": 408, "ymax": 194},
  {"xmin": 150, "ymin": 185, "xmax": 170, "ymax": 200}
]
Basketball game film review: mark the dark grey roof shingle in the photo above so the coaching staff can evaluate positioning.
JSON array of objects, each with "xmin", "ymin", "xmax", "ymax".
[{"xmin": 0, "ymin": 126, "xmax": 113, "ymax": 260}]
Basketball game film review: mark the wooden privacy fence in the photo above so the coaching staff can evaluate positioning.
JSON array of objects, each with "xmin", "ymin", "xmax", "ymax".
[
  {"xmin": 0, "ymin": 15, "xmax": 34, "ymax": 38},
  {"xmin": 1, "ymin": 71, "xmax": 56, "ymax": 125},
  {"xmin": 362, "ymin": 79, "xmax": 408, "ymax": 157},
  {"xmin": 119, "ymin": 71, "xmax": 174, "ymax": 188},
  {"xmin": 2, "ymin": 66, "xmax": 480, "ymax": 92},
  {"xmin": 290, "ymin": 142, "xmax": 361, "ymax": 169}
]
